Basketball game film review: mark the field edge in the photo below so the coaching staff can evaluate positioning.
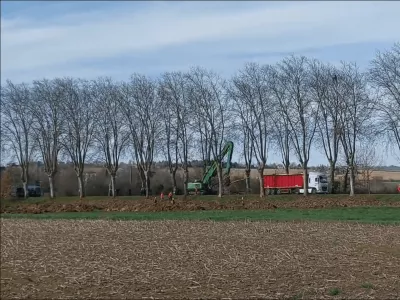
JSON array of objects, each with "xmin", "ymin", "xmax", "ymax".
[{"xmin": 1, "ymin": 207, "xmax": 400, "ymax": 224}]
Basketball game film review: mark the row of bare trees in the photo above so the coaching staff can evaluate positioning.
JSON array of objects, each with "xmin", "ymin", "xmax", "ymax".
[{"xmin": 1, "ymin": 43, "xmax": 399, "ymax": 198}]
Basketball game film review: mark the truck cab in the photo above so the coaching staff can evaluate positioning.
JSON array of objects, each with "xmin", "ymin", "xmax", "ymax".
[{"xmin": 303, "ymin": 172, "xmax": 329, "ymax": 194}]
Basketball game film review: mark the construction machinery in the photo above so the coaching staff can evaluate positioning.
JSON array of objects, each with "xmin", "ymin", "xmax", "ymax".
[{"xmin": 187, "ymin": 141, "xmax": 234, "ymax": 195}]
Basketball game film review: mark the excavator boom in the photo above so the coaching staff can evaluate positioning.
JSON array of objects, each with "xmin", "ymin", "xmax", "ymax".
[{"xmin": 187, "ymin": 141, "xmax": 234, "ymax": 194}]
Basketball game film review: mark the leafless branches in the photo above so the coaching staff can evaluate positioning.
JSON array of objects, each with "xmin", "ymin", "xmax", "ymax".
[
  {"xmin": 369, "ymin": 42, "xmax": 400, "ymax": 161},
  {"xmin": 92, "ymin": 77, "xmax": 130, "ymax": 198},
  {"xmin": 57, "ymin": 78, "xmax": 97, "ymax": 199},
  {"xmin": 30, "ymin": 79, "xmax": 64, "ymax": 199},
  {"xmin": 355, "ymin": 139, "xmax": 382, "ymax": 194},
  {"xmin": 336, "ymin": 62, "xmax": 376, "ymax": 196},
  {"xmin": 1, "ymin": 42, "xmax": 399, "ymax": 197},
  {"xmin": 272, "ymin": 56, "xmax": 319, "ymax": 196},
  {"xmin": 186, "ymin": 67, "xmax": 230, "ymax": 197},
  {"xmin": 230, "ymin": 63, "xmax": 272, "ymax": 197},
  {"xmin": 308, "ymin": 60, "xmax": 341, "ymax": 193},
  {"xmin": 1, "ymin": 80, "xmax": 36, "ymax": 198},
  {"xmin": 159, "ymin": 72, "xmax": 192, "ymax": 196},
  {"xmin": 120, "ymin": 74, "xmax": 161, "ymax": 198}
]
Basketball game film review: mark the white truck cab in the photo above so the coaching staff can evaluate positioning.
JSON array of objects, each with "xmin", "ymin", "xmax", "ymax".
[{"xmin": 299, "ymin": 172, "xmax": 329, "ymax": 194}]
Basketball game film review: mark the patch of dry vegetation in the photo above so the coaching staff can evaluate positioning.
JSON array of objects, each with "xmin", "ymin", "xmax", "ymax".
[
  {"xmin": 1, "ymin": 220, "xmax": 400, "ymax": 299},
  {"xmin": 2, "ymin": 195, "xmax": 400, "ymax": 214}
]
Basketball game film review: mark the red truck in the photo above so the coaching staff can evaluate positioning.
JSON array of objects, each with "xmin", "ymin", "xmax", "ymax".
[{"xmin": 263, "ymin": 172, "xmax": 329, "ymax": 194}]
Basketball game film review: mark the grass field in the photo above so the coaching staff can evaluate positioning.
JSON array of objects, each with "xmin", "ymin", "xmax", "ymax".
[{"xmin": 2, "ymin": 207, "xmax": 400, "ymax": 224}]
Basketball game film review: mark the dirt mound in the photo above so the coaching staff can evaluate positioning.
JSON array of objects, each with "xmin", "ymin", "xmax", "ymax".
[{"xmin": 1, "ymin": 195, "xmax": 399, "ymax": 214}]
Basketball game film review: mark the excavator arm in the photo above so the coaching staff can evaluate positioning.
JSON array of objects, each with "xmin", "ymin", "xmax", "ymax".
[{"xmin": 201, "ymin": 141, "xmax": 234, "ymax": 187}]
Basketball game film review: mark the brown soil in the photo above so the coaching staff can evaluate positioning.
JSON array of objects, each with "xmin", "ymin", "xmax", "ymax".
[
  {"xmin": 1, "ymin": 195, "xmax": 399, "ymax": 214},
  {"xmin": 1, "ymin": 219, "xmax": 399, "ymax": 299}
]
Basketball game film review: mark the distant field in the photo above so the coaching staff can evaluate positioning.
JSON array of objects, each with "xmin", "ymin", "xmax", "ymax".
[
  {"xmin": 230, "ymin": 168, "xmax": 400, "ymax": 181},
  {"xmin": 81, "ymin": 166, "xmax": 400, "ymax": 181}
]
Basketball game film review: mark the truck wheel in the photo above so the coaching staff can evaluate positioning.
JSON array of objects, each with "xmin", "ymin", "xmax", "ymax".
[
  {"xmin": 276, "ymin": 189, "xmax": 281, "ymax": 195},
  {"xmin": 311, "ymin": 188, "xmax": 316, "ymax": 194},
  {"xmin": 265, "ymin": 188, "xmax": 270, "ymax": 195}
]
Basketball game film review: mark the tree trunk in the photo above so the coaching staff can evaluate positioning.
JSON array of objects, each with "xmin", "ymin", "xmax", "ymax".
[
  {"xmin": 21, "ymin": 168, "xmax": 28, "ymax": 199},
  {"xmin": 77, "ymin": 175, "xmax": 85, "ymax": 199},
  {"xmin": 284, "ymin": 164, "xmax": 290, "ymax": 175},
  {"xmin": 183, "ymin": 168, "xmax": 189, "ymax": 198},
  {"xmin": 138, "ymin": 166, "xmax": 145, "ymax": 191},
  {"xmin": 303, "ymin": 166, "xmax": 308, "ymax": 196},
  {"xmin": 329, "ymin": 162, "xmax": 335, "ymax": 194},
  {"xmin": 22, "ymin": 181, "xmax": 28, "ymax": 199},
  {"xmin": 144, "ymin": 170, "xmax": 150, "ymax": 199},
  {"xmin": 258, "ymin": 168, "xmax": 265, "ymax": 198},
  {"xmin": 216, "ymin": 164, "xmax": 223, "ymax": 198},
  {"xmin": 245, "ymin": 169, "xmax": 251, "ymax": 194},
  {"xmin": 48, "ymin": 175, "xmax": 55, "ymax": 199},
  {"xmin": 343, "ymin": 167, "xmax": 349, "ymax": 193},
  {"xmin": 111, "ymin": 174, "xmax": 116, "ymax": 198},
  {"xmin": 349, "ymin": 166, "xmax": 355, "ymax": 196},
  {"xmin": 171, "ymin": 170, "xmax": 177, "ymax": 195}
]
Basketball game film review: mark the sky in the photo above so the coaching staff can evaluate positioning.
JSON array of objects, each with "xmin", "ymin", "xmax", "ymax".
[{"xmin": 1, "ymin": 1, "xmax": 400, "ymax": 166}]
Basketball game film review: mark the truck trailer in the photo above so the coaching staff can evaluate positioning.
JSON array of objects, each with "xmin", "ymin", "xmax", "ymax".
[{"xmin": 263, "ymin": 172, "xmax": 329, "ymax": 194}]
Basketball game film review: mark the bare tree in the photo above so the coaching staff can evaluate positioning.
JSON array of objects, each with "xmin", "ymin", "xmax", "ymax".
[
  {"xmin": 30, "ymin": 79, "xmax": 64, "ymax": 199},
  {"xmin": 1, "ymin": 80, "xmax": 36, "ymax": 198},
  {"xmin": 355, "ymin": 139, "xmax": 382, "ymax": 194},
  {"xmin": 92, "ymin": 77, "xmax": 130, "ymax": 198},
  {"xmin": 268, "ymin": 66, "xmax": 292, "ymax": 175},
  {"xmin": 187, "ymin": 77, "xmax": 213, "ymax": 177},
  {"xmin": 228, "ymin": 81, "xmax": 254, "ymax": 193},
  {"xmin": 121, "ymin": 74, "xmax": 161, "ymax": 198},
  {"xmin": 231, "ymin": 108, "xmax": 254, "ymax": 193},
  {"xmin": 241, "ymin": 126, "xmax": 254, "ymax": 193},
  {"xmin": 230, "ymin": 63, "xmax": 272, "ymax": 197},
  {"xmin": 158, "ymin": 80, "xmax": 179, "ymax": 194},
  {"xmin": 57, "ymin": 78, "xmax": 96, "ymax": 199},
  {"xmin": 369, "ymin": 42, "xmax": 400, "ymax": 161},
  {"xmin": 272, "ymin": 56, "xmax": 319, "ymax": 196},
  {"xmin": 336, "ymin": 62, "xmax": 375, "ymax": 196},
  {"xmin": 186, "ymin": 67, "xmax": 230, "ymax": 197},
  {"xmin": 159, "ymin": 72, "xmax": 192, "ymax": 196},
  {"xmin": 308, "ymin": 60, "xmax": 342, "ymax": 193}
]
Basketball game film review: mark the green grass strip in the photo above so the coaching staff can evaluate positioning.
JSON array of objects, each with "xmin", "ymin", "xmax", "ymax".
[{"xmin": 1, "ymin": 207, "xmax": 400, "ymax": 224}]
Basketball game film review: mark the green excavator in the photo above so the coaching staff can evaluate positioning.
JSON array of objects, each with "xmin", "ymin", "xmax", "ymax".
[{"xmin": 187, "ymin": 141, "xmax": 234, "ymax": 195}]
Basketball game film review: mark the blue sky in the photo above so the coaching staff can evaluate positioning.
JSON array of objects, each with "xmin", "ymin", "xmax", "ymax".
[{"xmin": 1, "ymin": 1, "xmax": 400, "ymax": 166}]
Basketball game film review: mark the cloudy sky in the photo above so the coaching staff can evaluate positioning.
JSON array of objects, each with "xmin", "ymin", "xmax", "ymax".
[{"xmin": 1, "ymin": 1, "xmax": 400, "ymax": 165}]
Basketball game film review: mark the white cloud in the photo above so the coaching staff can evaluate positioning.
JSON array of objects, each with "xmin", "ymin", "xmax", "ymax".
[{"xmin": 1, "ymin": 1, "xmax": 400, "ymax": 83}]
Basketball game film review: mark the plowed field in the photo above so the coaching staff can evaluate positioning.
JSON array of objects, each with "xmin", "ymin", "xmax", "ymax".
[
  {"xmin": 1, "ymin": 195, "xmax": 400, "ymax": 214},
  {"xmin": 1, "ymin": 219, "xmax": 399, "ymax": 299}
]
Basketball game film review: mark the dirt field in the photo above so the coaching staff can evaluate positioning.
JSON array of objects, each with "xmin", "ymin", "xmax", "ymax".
[
  {"xmin": 1, "ymin": 219, "xmax": 399, "ymax": 299},
  {"xmin": 1, "ymin": 195, "xmax": 400, "ymax": 214}
]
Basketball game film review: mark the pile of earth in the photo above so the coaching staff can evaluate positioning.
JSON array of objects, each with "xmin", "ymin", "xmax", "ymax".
[{"xmin": 1, "ymin": 195, "xmax": 399, "ymax": 214}]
